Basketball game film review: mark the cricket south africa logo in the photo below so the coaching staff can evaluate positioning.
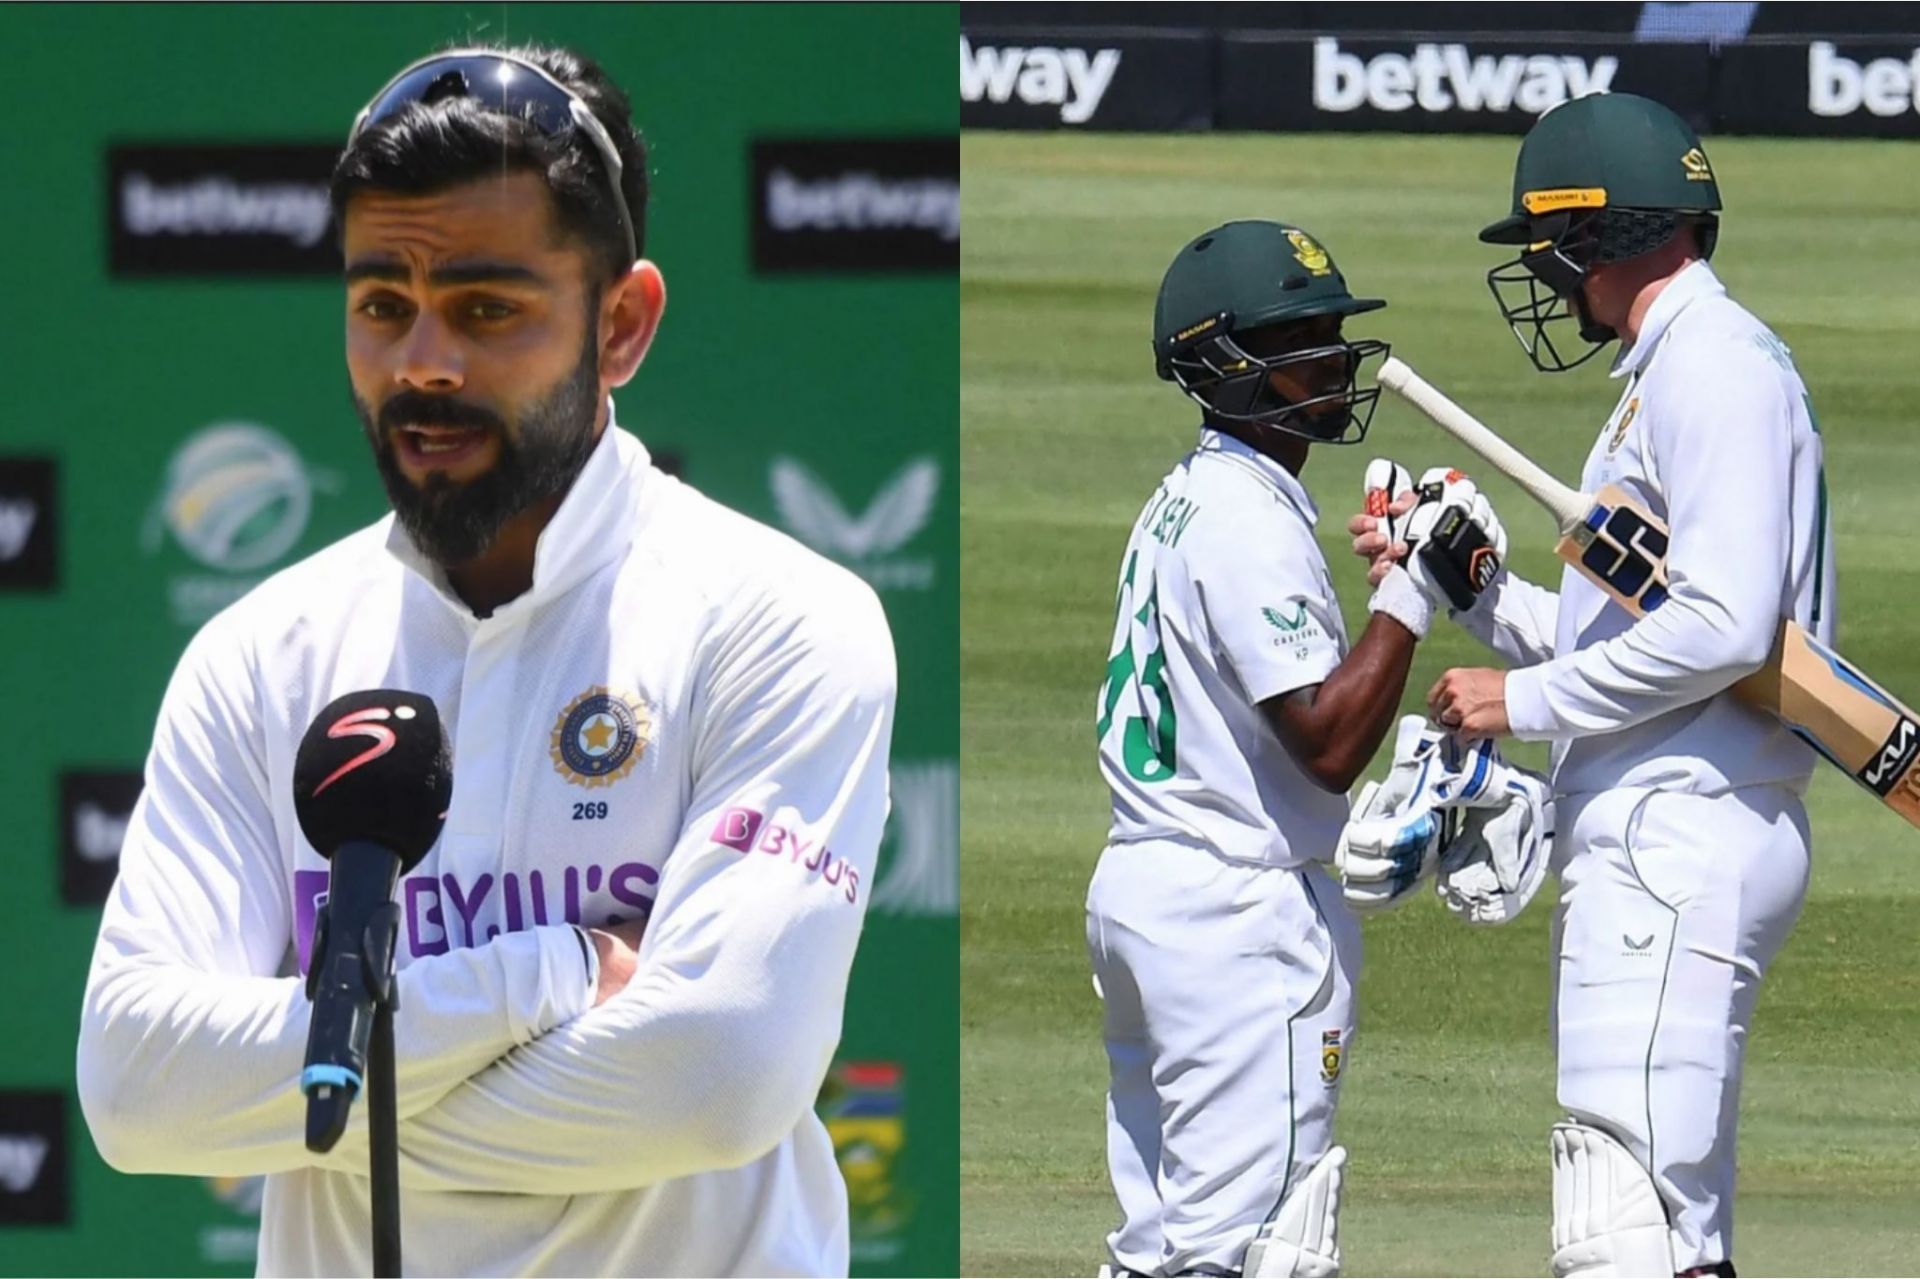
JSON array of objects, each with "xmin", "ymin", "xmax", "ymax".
[
  {"xmin": 1320, "ymin": 1029, "xmax": 1344, "ymax": 1084},
  {"xmin": 550, "ymin": 687, "xmax": 652, "ymax": 788},
  {"xmin": 771, "ymin": 456, "xmax": 940, "ymax": 591},
  {"xmin": 1287, "ymin": 229, "xmax": 1331, "ymax": 275},
  {"xmin": 142, "ymin": 421, "xmax": 339, "ymax": 625}
]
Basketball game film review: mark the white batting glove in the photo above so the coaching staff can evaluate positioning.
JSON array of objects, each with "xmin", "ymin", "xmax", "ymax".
[
  {"xmin": 1435, "ymin": 760, "xmax": 1553, "ymax": 927},
  {"xmin": 1336, "ymin": 717, "xmax": 1455, "ymax": 913},
  {"xmin": 1361, "ymin": 460, "xmax": 1436, "ymax": 639},
  {"xmin": 1358, "ymin": 458, "xmax": 1416, "ymax": 571},
  {"xmin": 1403, "ymin": 467, "xmax": 1509, "ymax": 614}
]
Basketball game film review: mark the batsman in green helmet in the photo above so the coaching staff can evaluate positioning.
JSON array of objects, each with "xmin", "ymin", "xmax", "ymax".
[
  {"xmin": 1480, "ymin": 92, "xmax": 1723, "ymax": 372},
  {"xmin": 1089, "ymin": 221, "xmax": 1513, "ymax": 1277},
  {"xmin": 1354, "ymin": 93, "xmax": 1838, "ymax": 1279},
  {"xmin": 1153, "ymin": 219, "xmax": 1389, "ymax": 446}
]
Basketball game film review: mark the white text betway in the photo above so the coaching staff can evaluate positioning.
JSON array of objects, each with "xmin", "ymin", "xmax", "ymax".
[
  {"xmin": 0, "ymin": 1136, "xmax": 48, "ymax": 1193},
  {"xmin": 767, "ymin": 170, "xmax": 960, "ymax": 241},
  {"xmin": 1809, "ymin": 42, "xmax": 1920, "ymax": 117},
  {"xmin": 0, "ymin": 499, "xmax": 36, "ymax": 560},
  {"xmin": 121, "ymin": 173, "xmax": 332, "ymax": 246},
  {"xmin": 959, "ymin": 36, "xmax": 1120, "ymax": 125},
  {"xmin": 1313, "ymin": 38, "xmax": 1617, "ymax": 114}
]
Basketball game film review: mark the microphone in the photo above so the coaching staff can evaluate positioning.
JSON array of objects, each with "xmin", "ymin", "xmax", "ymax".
[{"xmin": 292, "ymin": 689, "xmax": 451, "ymax": 1154}]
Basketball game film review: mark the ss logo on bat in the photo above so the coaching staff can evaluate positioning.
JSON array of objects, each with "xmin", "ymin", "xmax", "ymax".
[{"xmin": 1582, "ymin": 507, "xmax": 1670, "ymax": 611}]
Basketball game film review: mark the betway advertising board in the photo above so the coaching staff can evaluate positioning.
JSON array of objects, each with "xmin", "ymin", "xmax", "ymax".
[
  {"xmin": 959, "ymin": 25, "xmax": 1920, "ymax": 139},
  {"xmin": 959, "ymin": 29, "xmax": 1211, "ymax": 130},
  {"xmin": 1719, "ymin": 40, "xmax": 1920, "ymax": 136},
  {"xmin": 1220, "ymin": 35, "xmax": 1711, "ymax": 132},
  {"xmin": 959, "ymin": 29, "xmax": 1710, "ymax": 134}
]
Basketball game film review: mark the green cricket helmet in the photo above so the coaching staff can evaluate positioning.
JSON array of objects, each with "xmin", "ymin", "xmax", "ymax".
[
  {"xmin": 1153, "ymin": 220, "xmax": 1388, "ymax": 445},
  {"xmin": 1481, "ymin": 92, "xmax": 1722, "ymax": 372}
]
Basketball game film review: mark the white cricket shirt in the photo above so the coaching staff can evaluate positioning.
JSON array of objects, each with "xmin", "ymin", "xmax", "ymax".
[
  {"xmin": 1462, "ymin": 261, "xmax": 1833, "ymax": 796},
  {"xmin": 1098, "ymin": 428, "xmax": 1352, "ymax": 867},
  {"xmin": 77, "ymin": 409, "xmax": 897, "ymax": 1277}
]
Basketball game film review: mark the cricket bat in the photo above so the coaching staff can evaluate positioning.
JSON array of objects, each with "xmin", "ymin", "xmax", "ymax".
[{"xmin": 1378, "ymin": 355, "xmax": 1920, "ymax": 829}]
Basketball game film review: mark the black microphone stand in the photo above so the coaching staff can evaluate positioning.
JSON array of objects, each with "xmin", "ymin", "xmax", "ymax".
[
  {"xmin": 305, "ymin": 897, "xmax": 405, "ymax": 1277},
  {"xmin": 364, "ymin": 901, "xmax": 402, "ymax": 1279}
]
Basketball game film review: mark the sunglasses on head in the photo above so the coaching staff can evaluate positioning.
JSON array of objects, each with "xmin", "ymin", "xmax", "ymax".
[{"xmin": 350, "ymin": 50, "xmax": 637, "ymax": 266}]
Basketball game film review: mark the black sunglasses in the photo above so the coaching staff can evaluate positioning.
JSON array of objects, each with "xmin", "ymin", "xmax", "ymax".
[{"xmin": 350, "ymin": 50, "xmax": 637, "ymax": 266}]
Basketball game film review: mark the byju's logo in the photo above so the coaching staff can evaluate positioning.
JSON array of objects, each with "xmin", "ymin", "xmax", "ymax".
[
  {"xmin": 752, "ymin": 137, "xmax": 958, "ymax": 274},
  {"xmin": 870, "ymin": 761, "xmax": 958, "ymax": 917},
  {"xmin": 0, "ymin": 457, "xmax": 56, "ymax": 591},
  {"xmin": 770, "ymin": 456, "xmax": 939, "ymax": 590},
  {"xmin": 108, "ymin": 142, "xmax": 341, "ymax": 277},
  {"xmin": 0, "ymin": 1090, "xmax": 67, "ymax": 1225},
  {"xmin": 60, "ymin": 770, "xmax": 143, "ymax": 906},
  {"xmin": 142, "ymin": 422, "xmax": 339, "ymax": 624}
]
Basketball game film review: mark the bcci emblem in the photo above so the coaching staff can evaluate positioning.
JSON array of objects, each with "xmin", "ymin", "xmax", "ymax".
[
  {"xmin": 550, "ymin": 687, "xmax": 651, "ymax": 789},
  {"xmin": 1320, "ymin": 1029, "xmax": 1344, "ymax": 1085}
]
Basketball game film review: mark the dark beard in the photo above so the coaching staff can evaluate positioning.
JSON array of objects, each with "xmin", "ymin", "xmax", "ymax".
[{"xmin": 353, "ymin": 337, "xmax": 602, "ymax": 567}]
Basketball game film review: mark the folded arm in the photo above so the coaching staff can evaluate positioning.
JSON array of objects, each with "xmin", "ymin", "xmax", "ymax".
[
  {"xmin": 76, "ymin": 616, "xmax": 592, "ymax": 1177},
  {"xmin": 380, "ymin": 573, "xmax": 897, "ymax": 1195}
]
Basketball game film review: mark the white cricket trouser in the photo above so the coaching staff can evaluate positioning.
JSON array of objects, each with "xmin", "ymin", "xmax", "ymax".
[
  {"xmin": 1552, "ymin": 784, "xmax": 1810, "ymax": 1273},
  {"xmin": 1087, "ymin": 840, "xmax": 1360, "ymax": 1277}
]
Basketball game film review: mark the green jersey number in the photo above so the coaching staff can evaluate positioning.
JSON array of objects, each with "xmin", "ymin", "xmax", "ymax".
[{"xmin": 1097, "ymin": 549, "xmax": 1178, "ymax": 783}]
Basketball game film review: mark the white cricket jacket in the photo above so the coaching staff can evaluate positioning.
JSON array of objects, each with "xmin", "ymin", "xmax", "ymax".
[
  {"xmin": 77, "ymin": 411, "xmax": 897, "ymax": 1277},
  {"xmin": 1461, "ymin": 260, "xmax": 1833, "ymax": 798}
]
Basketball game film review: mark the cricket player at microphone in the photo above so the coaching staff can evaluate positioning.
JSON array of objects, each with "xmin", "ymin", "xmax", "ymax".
[
  {"xmin": 1353, "ymin": 95, "xmax": 1831, "ymax": 1277},
  {"xmin": 76, "ymin": 42, "xmax": 895, "ymax": 1277}
]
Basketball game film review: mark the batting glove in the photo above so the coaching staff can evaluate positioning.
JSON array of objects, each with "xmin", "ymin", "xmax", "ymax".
[
  {"xmin": 1435, "ymin": 757, "xmax": 1553, "ymax": 927},
  {"xmin": 1335, "ymin": 717, "xmax": 1456, "ymax": 913},
  {"xmin": 1404, "ymin": 467, "xmax": 1508, "ymax": 613}
]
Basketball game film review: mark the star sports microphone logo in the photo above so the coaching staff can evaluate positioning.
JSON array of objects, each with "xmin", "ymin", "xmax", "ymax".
[{"xmin": 311, "ymin": 705, "xmax": 416, "ymax": 798}]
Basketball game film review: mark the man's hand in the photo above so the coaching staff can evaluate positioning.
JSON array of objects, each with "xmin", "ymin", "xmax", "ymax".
[
  {"xmin": 1349, "ymin": 459, "xmax": 1418, "ymax": 588},
  {"xmin": 587, "ymin": 918, "xmax": 647, "ymax": 1007},
  {"xmin": 1427, "ymin": 667, "xmax": 1510, "ymax": 738}
]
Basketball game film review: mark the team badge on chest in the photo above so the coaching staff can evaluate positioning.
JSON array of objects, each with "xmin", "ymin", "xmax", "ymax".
[
  {"xmin": 550, "ymin": 686, "xmax": 652, "ymax": 788},
  {"xmin": 1606, "ymin": 396, "xmax": 1639, "ymax": 455}
]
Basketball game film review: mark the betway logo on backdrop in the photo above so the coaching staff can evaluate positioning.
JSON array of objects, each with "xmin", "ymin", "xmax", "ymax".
[
  {"xmin": 61, "ymin": 770, "xmax": 144, "ymax": 906},
  {"xmin": 1313, "ymin": 38, "xmax": 1617, "ymax": 114},
  {"xmin": 751, "ymin": 137, "xmax": 958, "ymax": 274},
  {"xmin": 0, "ymin": 1091, "xmax": 66, "ymax": 1225},
  {"xmin": 0, "ymin": 457, "xmax": 56, "ymax": 591},
  {"xmin": 959, "ymin": 35, "xmax": 1120, "ymax": 125},
  {"xmin": 1809, "ymin": 42, "xmax": 1920, "ymax": 116},
  {"xmin": 108, "ymin": 142, "xmax": 341, "ymax": 276}
]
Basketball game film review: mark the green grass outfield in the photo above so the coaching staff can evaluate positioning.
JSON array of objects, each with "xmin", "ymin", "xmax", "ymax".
[{"xmin": 960, "ymin": 131, "xmax": 1920, "ymax": 1277}]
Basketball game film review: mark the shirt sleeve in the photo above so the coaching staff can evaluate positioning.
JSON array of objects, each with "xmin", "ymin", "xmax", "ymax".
[
  {"xmin": 1504, "ymin": 346, "xmax": 1792, "ymax": 741},
  {"xmin": 375, "ymin": 569, "xmax": 897, "ymax": 1196},
  {"xmin": 1187, "ymin": 497, "xmax": 1343, "ymax": 704},
  {"xmin": 76, "ymin": 611, "xmax": 595, "ymax": 1178},
  {"xmin": 1454, "ymin": 569, "xmax": 1560, "ymax": 666}
]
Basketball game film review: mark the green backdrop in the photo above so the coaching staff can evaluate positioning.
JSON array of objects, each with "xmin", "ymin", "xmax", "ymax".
[{"xmin": 0, "ymin": 4, "xmax": 956, "ymax": 1275}]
